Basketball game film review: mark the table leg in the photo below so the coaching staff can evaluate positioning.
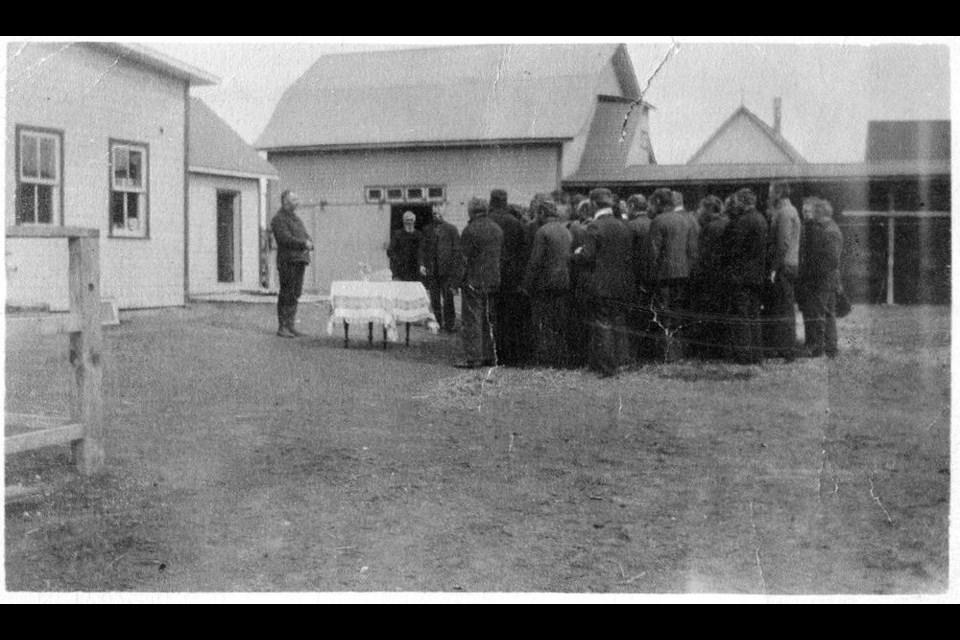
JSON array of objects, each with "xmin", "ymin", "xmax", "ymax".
[
  {"xmin": 383, "ymin": 326, "xmax": 388, "ymax": 349},
  {"xmin": 406, "ymin": 323, "xmax": 411, "ymax": 346},
  {"xmin": 368, "ymin": 322, "xmax": 373, "ymax": 345},
  {"xmin": 344, "ymin": 322, "xmax": 349, "ymax": 348}
]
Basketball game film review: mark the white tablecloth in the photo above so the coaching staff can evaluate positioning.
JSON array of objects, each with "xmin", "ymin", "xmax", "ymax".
[{"xmin": 326, "ymin": 281, "xmax": 439, "ymax": 342}]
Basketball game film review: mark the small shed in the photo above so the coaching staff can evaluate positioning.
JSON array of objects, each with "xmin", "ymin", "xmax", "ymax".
[{"xmin": 187, "ymin": 97, "xmax": 278, "ymax": 296}]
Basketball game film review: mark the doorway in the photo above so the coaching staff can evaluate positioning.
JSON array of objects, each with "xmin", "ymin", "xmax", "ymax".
[{"xmin": 217, "ymin": 190, "xmax": 241, "ymax": 283}]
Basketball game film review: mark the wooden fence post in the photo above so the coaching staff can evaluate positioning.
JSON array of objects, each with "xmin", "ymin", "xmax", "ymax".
[{"xmin": 68, "ymin": 235, "xmax": 104, "ymax": 475}]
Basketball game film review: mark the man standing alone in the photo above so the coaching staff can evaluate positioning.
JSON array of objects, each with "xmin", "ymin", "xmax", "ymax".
[
  {"xmin": 388, "ymin": 211, "xmax": 423, "ymax": 282},
  {"xmin": 270, "ymin": 190, "xmax": 314, "ymax": 338}
]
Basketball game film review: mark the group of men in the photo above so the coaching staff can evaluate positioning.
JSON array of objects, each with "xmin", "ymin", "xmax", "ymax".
[
  {"xmin": 449, "ymin": 183, "xmax": 842, "ymax": 375},
  {"xmin": 272, "ymin": 183, "xmax": 844, "ymax": 377}
]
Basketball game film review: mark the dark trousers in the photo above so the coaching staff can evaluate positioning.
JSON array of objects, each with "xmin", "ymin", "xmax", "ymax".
[
  {"xmin": 654, "ymin": 278, "xmax": 689, "ymax": 362},
  {"xmin": 728, "ymin": 284, "xmax": 764, "ymax": 364},
  {"xmin": 461, "ymin": 285, "xmax": 497, "ymax": 365},
  {"xmin": 799, "ymin": 284, "xmax": 837, "ymax": 356},
  {"xmin": 493, "ymin": 289, "xmax": 530, "ymax": 367},
  {"xmin": 566, "ymin": 290, "xmax": 590, "ymax": 367},
  {"xmin": 427, "ymin": 278, "xmax": 457, "ymax": 332},
  {"xmin": 277, "ymin": 260, "xmax": 307, "ymax": 329},
  {"xmin": 530, "ymin": 290, "xmax": 569, "ymax": 368},
  {"xmin": 688, "ymin": 277, "xmax": 727, "ymax": 359},
  {"xmin": 764, "ymin": 266, "xmax": 798, "ymax": 357},
  {"xmin": 587, "ymin": 297, "xmax": 630, "ymax": 376}
]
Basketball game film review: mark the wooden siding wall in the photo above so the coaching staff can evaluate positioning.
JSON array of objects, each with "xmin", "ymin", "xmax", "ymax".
[
  {"xmin": 6, "ymin": 43, "xmax": 187, "ymax": 310},
  {"xmin": 267, "ymin": 144, "xmax": 560, "ymax": 292},
  {"xmin": 187, "ymin": 174, "xmax": 262, "ymax": 295}
]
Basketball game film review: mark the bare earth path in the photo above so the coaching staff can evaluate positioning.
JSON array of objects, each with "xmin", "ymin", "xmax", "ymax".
[{"xmin": 5, "ymin": 303, "xmax": 950, "ymax": 595}]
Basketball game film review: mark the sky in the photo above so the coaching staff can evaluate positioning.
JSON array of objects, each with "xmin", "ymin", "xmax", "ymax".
[{"xmin": 147, "ymin": 37, "xmax": 954, "ymax": 165}]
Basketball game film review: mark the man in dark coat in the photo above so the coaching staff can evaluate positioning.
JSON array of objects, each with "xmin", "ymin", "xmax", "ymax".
[
  {"xmin": 419, "ymin": 203, "xmax": 462, "ymax": 333},
  {"xmin": 387, "ymin": 210, "xmax": 423, "ymax": 282},
  {"xmin": 626, "ymin": 193, "xmax": 654, "ymax": 360},
  {"xmin": 647, "ymin": 188, "xmax": 698, "ymax": 360},
  {"xmin": 521, "ymin": 198, "xmax": 573, "ymax": 368},
  {"xmin": 689, "ymin": 195, "xmax": 729, "ymax": 358},
  {"xmin": 457, "ymin": 197, "xmax": 503, "ymax": 369},
  {"xmin": 270, "ymin": 190, "xmax": 314, "ymax": 338},
  {"xmin": 798, "ymin": 197, "xmax": 843, "ymax": 358},
  {"xmin": 565, "ymin": 201, "xmax": 593, "ymax": 367},
  {"xmin": 488, "ymin": 189, "xmax": 531, "ymax": 367},
  {"xmin": 572, "ymin": 188, "xmax": 636, "ymax": 377},
  {"xmin": 721, "ymin": 188, "xmax": 769, "ymax": 364}
]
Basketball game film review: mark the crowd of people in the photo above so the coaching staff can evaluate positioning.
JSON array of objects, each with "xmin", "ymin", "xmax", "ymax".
[{"xmin": 293, "ymin": 182, "xmax": 844, "ymax": 377}]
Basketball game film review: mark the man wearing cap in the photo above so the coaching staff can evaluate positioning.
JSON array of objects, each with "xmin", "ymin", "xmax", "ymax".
[
  {"xmin": 270, "ymin": 190, "xmax": 314, "ymax": 338},
  {"xmin": 419, "ymin": 203, "xmax": 462, "ymax": 333},
  {"xmin": 488, "ymin": 189, "xmax": 531, "ymax": 367},
  {"xmin": 457, "ymin": 197, "xmax": 503, "ymax": 369},
  {"xmin": 388, "ymin": 211, "xmax": 423, "ymax": 282},
  {"xmin": 572, "ymin": 188, "xmax": 636, "ymax": 377}
]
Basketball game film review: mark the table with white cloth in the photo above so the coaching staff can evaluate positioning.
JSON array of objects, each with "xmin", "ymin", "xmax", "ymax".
[{"xmin": 326, "ymin": 281, "xmax": 439, "ymax": 348}]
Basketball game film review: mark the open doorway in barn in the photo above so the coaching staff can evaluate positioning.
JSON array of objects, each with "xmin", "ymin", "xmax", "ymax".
[
  {"xmin": 217, "ymin": 190, "xmax": 241, "ymax": 283},
  {"xmin": 390, "ymin": 204, "xmax": 433, "ymax": 233}
]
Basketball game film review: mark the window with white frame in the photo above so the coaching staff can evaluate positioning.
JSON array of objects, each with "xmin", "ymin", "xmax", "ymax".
[
  {"xmin": 110, "ymin": 141, "xmax": 148, "ymax": 237},
  {"xmin": 16, "ymin": 128, "xmax": 62, "ymax": 225}
]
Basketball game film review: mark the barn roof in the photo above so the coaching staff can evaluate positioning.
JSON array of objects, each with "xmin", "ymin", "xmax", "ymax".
[
  {"xmin": 189, "ymin": 98, "xmax": 278, "ymax": 179},
  {"xmin": 866, "ymin": 120, "xmax": 951, "ymax": 162},
  {"xmin": 687, "ymin": 105, "xmax": 807, "ymax": 165},
  {"xmin": 256, "ymin": 43, "xmax": 645, "ymax": 151}
]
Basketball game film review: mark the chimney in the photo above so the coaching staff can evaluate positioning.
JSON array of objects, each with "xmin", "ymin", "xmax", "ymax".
[{"xmin": 773, "ymin": 97, "xmax": 782, "ymax": 134}]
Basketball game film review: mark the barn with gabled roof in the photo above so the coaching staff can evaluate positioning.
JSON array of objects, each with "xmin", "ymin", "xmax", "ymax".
[{"xmin": 256, "ymin": 43, "xmax": 654, "ymax": 293}]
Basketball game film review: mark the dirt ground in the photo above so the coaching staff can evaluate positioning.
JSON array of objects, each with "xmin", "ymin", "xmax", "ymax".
[{"xmin": 3, "ymin": 301, "xmax": 951, "ymax": 598}]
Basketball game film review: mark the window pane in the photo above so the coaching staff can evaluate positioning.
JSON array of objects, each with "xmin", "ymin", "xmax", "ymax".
[
  {"xmin": 128, "ymin": 150, "xmax": 142, "ymax": 186},
  {"xmin": 22, "ymin": 135, "xmax": 39, "ymax": 178},
  {"xmin": 111, "ymin": 191, "xmax": 125, "ymax": 228},
  {"xmin": 39, "ymin": 137, "xmax": 57, "ymax": 180},
  {"xmin": 16, "ymin": 183, "xmax": 36, "ymax": 223},
  {"xmin": 37, "ymin": 185, "xmax": 53, "ymax": 224},
  {"xmin": 127, "ymin": 192, "xmax": 140, "ymax": 222},
  {"xmin": 114, "ymin": 148, "xmax": 129, "ymax": 182}
]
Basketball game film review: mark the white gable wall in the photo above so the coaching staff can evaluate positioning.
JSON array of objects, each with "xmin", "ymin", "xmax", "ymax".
[
  {"xmin": 691, "ymin": 115, "xmax": 795, "ymax": 164},
  {"xmin": 187, "ymin": 173, "xmax": 262, "ymax": 295},
  {"xmin": 6, "ymin": 43, "xmax": 187, "ymax": 310},
  {"xmin": 268, "ymin": 144, "xmax": 560, "ymax": 292}
]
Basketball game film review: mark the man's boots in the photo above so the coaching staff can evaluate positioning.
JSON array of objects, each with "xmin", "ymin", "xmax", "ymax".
[
  {"xmin": 277, "ymin": 306, "xmax": 296, "ymax": 338},
  {"xmin": 286, "ymin": 302, "xmax": 305, "ymax": 337}
]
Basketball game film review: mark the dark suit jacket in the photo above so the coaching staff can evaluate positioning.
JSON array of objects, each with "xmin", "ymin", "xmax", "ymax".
[
  {"xmin": 522, "ymin": 218, "xmax": 572, "ymax": 293},
  {"xmin": 572, "ymin": 213, "xmax": 636, "ymax": 301},
  {"xmin": 270, "ymin": 210, "xmax": 312, "ymax": 264},
  {"xmin": 387, "ymin": 229, "xmax": 423, "ymax": 281},
  {"xmin": 799, "ymin": 217, "xmax": 843, "ymax": 288},
  {"xmin": 722, "ymin": 209, "xmax": 768, "ymax": 286},
  {"xmin": 419, "ymin": 220, "xmax": 462, "ymax": 284},
  {"xmin": 489, "ymin": 208, "xmax": 530, "ymax": 292},
  {"xmin": 648, "ymin": 209, "xmax": 697, "ymax": 280},
  {"xmin": 460, "ymin": 214, "xmax": 504, "ymax": 291}
]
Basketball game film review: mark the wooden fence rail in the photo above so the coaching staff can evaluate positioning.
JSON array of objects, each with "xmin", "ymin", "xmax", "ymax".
[{"xmin": 6, "ymin": 226, "xmax": 104, "ymax": 477}]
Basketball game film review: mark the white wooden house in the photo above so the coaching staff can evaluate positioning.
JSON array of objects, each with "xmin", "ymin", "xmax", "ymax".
[
  {"xmin": 5, "ymin": 42, "xmax": 217, "ymax": 311},
  {"xmin": 187, "ymin": 97, "xmax": 278, "ymax": 296},
  {"xmin": 256, "ymin": 43, "xmax": 654, "ymax": 293}
]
